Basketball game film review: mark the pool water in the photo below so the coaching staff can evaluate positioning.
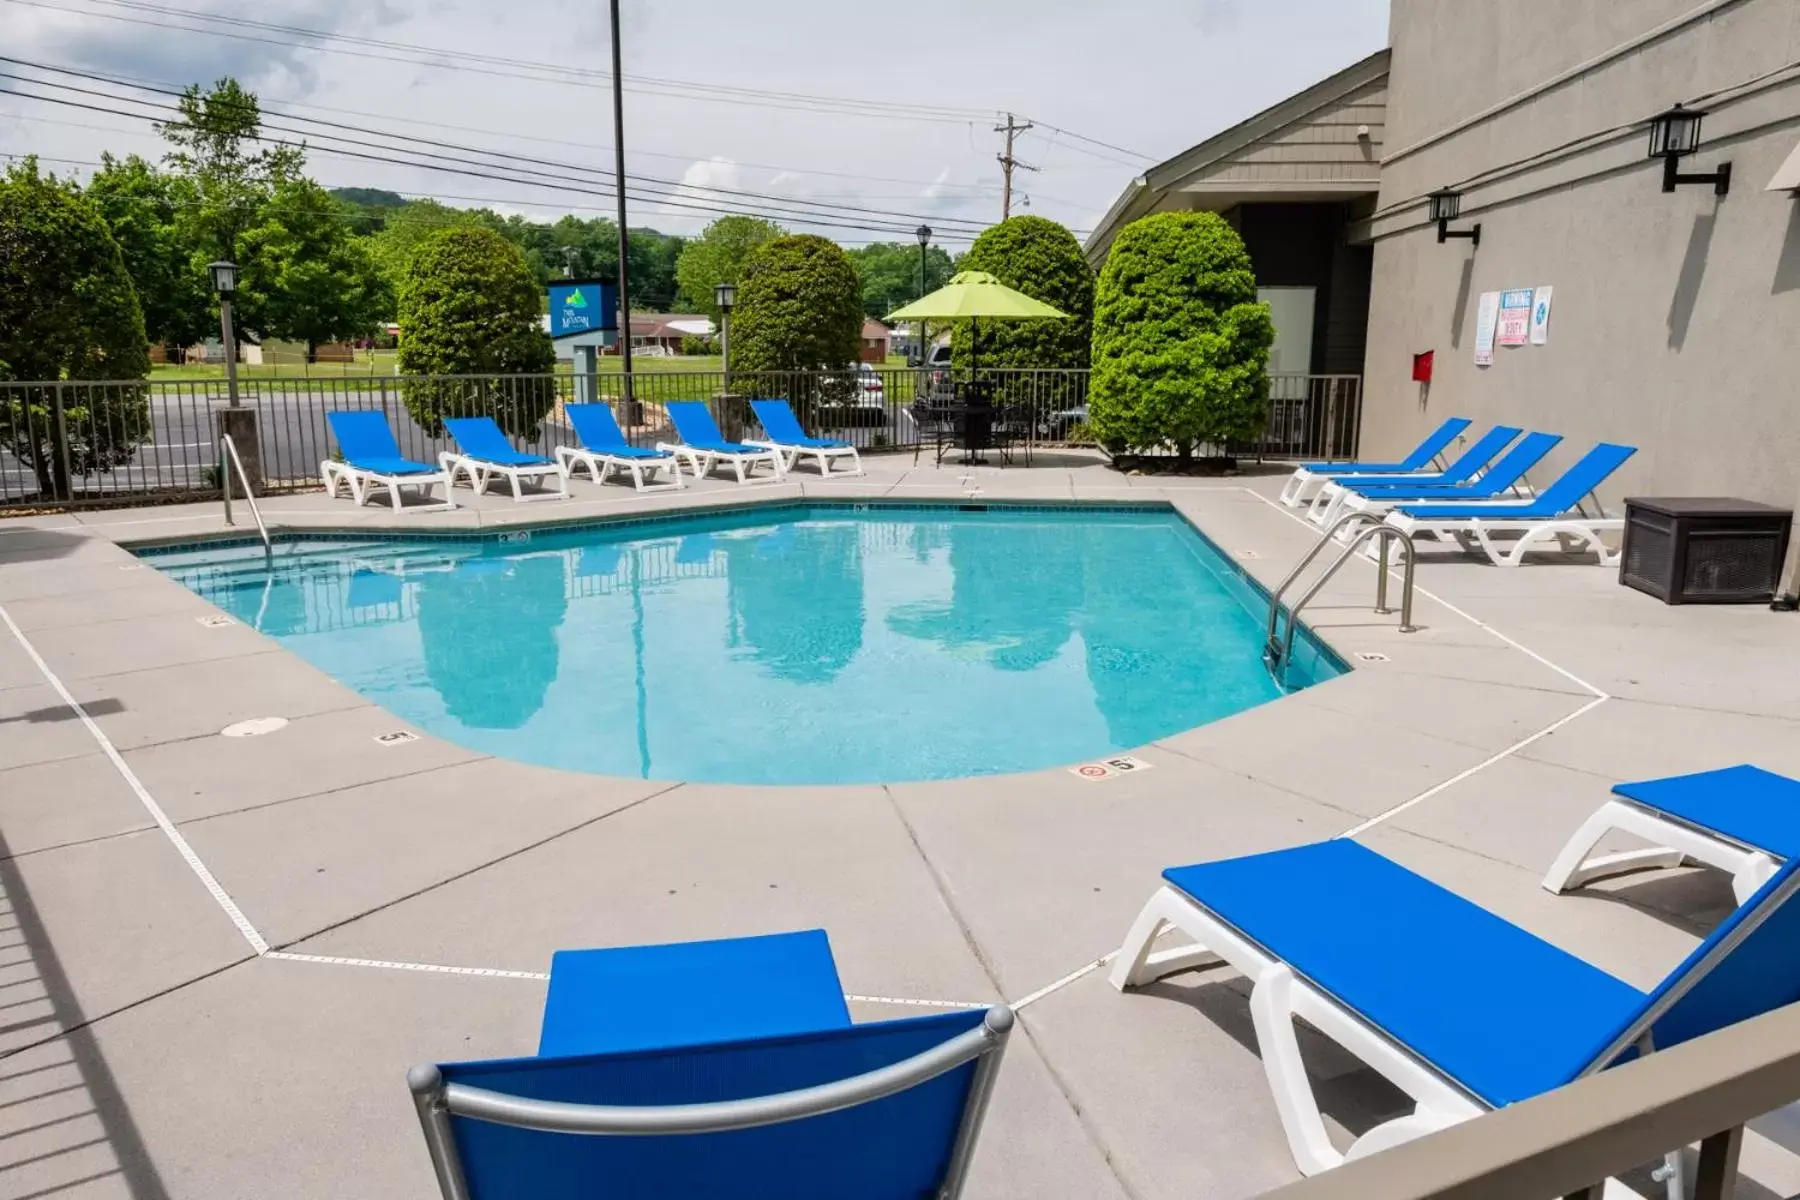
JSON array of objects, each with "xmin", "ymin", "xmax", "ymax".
[{"xmin": 149, "ymin": 505, "xmax": 1342, "ymax": 785}]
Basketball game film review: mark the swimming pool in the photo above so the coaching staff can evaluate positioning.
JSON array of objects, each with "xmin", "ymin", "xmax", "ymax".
[{"xmin": 146, "ymin": 503, "xmax": 1343, "ymax": 785}]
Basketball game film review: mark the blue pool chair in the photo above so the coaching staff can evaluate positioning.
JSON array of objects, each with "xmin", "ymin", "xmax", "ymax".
[
  {"xmin": 1304, "ymin": 425, "xmax": 1522, "ymax": 525},
  {"xmin": 1110, "ymin": 835, "xmax": 1800, "ymax": 1188},
  {"xmin": 441, "ymin": 417, "xmax": 568, "ymax": 502},
  {"xmin": 1384, "ymin": 442, "xmax": 1638, "ymax": 566},
  {"xmin": 1316, "ymin": 431, "xmax": 1564, "ymax": 528},
  {"xmin": 557, "ymin": 404, "xmax": 684, "ymax": 492},
  {"xmin": 1278, "ymin": 416, "xmax": 1472, "ymax": 507},
  {"xmin": 658, "ymin": 402, "xmax": 786, "ymax": 484},
  {"xmin": 321, "ymin": 411, "xmax": 455, "ymax": 513},
  {"xmin": 407, "ymin": 930, "xmax": 1013, "ymax": 1200},
  {"xmin": 748, "ymin": 399, "xmax": 864, "ymax": 478},
  {"xmin": 1545, "ymin": 764, "xmax": 1800, "ymax": 904}
]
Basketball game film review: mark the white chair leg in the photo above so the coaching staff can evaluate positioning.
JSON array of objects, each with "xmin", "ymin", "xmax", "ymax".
[
  {"xmin": 390, "ymin": 481, "xmax": 403, "ymax": 512},
  {"xmin": 1251, "ymin": 964, "xmax": 1343, "ymax": 1175},
  {"xmin": 1344, "ymin": 1108, "xmax": 1470, "ymax": 1163},
  {"xmin": 509, "ymin": 470, "xmax": 524, "ymax": 501},
  {"xmin": 818, "ymin": 451, "xmax": 831, "ymax": 477},
  {"xmin": 1108, "ymin": 887, "xmax": 1222, "ymax": 990},
  {"xmin": 1735, "ymin": 852, "xmax": 1780, "ymax": 904}
]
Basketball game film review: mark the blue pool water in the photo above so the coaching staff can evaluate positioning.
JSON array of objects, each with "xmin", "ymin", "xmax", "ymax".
[{"xmin": 147, "ymin": 504, "xmax": 1342, "ymax": 785}]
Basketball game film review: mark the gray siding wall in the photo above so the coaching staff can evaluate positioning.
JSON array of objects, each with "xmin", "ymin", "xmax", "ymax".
[
  {"xmin": 1183, "ymin": 78, "xmax": 1386, "ymax": 188},
  {"xmin": 1363, "ymin": 0, "xmax": 1800, "ymax": 507}
]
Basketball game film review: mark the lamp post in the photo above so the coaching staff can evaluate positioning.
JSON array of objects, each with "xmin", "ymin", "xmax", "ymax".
[
  {"xmin": 714, "ymin": 281, "xmax": 737, "ymax": 390},
  {"xmin": 208, "ymin": 260, "xmax": 240, "ymax": 407},
  {"xmin": 561, "ymin": 246, "xmax": 579, "ymax": 278},
  {"xmin": 914, "ymin": 224, "xmax": 932, "ymax": 366}
]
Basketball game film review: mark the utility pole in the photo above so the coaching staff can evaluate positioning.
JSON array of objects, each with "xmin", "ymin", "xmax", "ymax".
[
  {"xmin": 995, "ymin": 112, "xmax": 1037, "ymax": 219},
  {"xmin": 609, "ymin": 0, "xmax": 634, "ymax": 409}
]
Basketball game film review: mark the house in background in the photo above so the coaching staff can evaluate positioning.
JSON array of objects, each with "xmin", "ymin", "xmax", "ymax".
[{"xmin": 860, "ymin": 319, "xmax": 892, "ymax": 363}]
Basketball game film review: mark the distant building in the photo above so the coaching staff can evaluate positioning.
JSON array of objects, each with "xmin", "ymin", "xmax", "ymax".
[{"xmin": 861, "ymin": 319, "xmax": 892, "ymax": 364}]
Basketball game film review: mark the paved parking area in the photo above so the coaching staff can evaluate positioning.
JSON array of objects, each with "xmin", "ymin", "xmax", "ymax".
[{"xmin": 3, "ymin": 450, "xmax": 1800, "ymax": 1198}]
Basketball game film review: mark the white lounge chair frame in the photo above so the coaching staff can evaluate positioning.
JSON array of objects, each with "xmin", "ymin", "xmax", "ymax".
[
  {"xmin": 746, "ymin": 438, "xmax": 865, "ymax": 478},
  {"xmin": 1109, "ymin": 885, "xmax": 1682, "ymax": 1199},
  {"xmin": 1543, "ymin": 797, "xmax": 1782, "ymax": 905},
  {"xmin": 438, "ymin": 452, "xmax": 569, "ymax": 502},
  {"xmin": 554, "ymin": 445, "xmax": 685, "ymax": 492},
  {"xmin": 654, "ymin": 442, "xmax": 786, "ymax": 485},
  {"xmin": 1383, "ymin": 508, "xmax": 1623, "ymax": 567},
  {"xmin": 1279, "ymin": 455, "xmax": 1452, "ymax": 508},
  {"xmin": 320, "ymin": 459, "xmax": 455, "ymax": 513},
  {"xmin": 1306, "ymin": 476, "xmax": 1535, "ymax": 529}
]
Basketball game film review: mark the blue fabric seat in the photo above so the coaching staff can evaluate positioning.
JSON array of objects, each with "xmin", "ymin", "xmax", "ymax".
[
  {"xmin": 666, "ymin": 401, "xmax": 768, "ymax": 455},
  {"xmin": 1316, "ymin": 425, "xmax": 1520, "ymax": 493},
  {"xmin": 326, "ymin": 411, "xmax": 439, "ymax": 475},
  {"xmin": 750, "ymin": 399, "xmax": 851, "ymax": 450},
  {"xmin": 1614, "ymin": 764, "xmax": 1800, "ymax": 859},
  {"xmin": 1395, "ymin": 442, "xmax": 1637, "ymax": 520},
  {"xmin": 1298, "ymin": 416, "xmax": 1470, "ymax": 474},
  {"xmin": 443, "ymin": 417, "xmax": 555, "ymax": 467},
  {"xmin": 1338, "ymin": 431, "xmax": 1561, "ymax": 498}
]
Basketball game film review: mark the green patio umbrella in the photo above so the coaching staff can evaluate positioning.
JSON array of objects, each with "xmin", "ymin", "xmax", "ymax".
[{"xmin": 886, "ymin": 270, "xmax": 1067, "ymax": 376}]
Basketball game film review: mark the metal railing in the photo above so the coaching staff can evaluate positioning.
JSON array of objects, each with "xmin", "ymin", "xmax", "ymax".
[
  {"xmin": 1256, "ymin": 998, "xmax": 1800, "ymax": 1200},
  {"xmin": 1266, "ymin": 512, "xmax": 1416, "ymax": 675},
  {"xmin": 0, "ymin": 368, "xmax": 1362, "ymax": 510},
  {"xmin": 218, "ymin": 434, "xmax": 270, "ymax": 563}
]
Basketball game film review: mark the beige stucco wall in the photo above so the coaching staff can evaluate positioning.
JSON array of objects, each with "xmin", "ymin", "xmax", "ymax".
[{"xmin": 1362, "ymin": 0, "xmax": 1800, "ymax": 507}]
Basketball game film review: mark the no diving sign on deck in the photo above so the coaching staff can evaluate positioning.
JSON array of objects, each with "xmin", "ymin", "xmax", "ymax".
[{"xmin": 1070, "ymin": 756, "xmax": 1154, "ymax": 781}]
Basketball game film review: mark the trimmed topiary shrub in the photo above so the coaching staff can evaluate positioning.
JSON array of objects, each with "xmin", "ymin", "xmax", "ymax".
[
  {"xmin": 396, "ymin": 226, "xmax": 555, "ymax": 435},
  {"xmin": 730, "ymin": 234, "xmax": 864, "ymax": 374},
  {"xmin": 0, "ymin": 160, "xmax": 152, "ymax": 500},
  {"xmin": 1089, "ymin": 211, "xmax": 1273, "ymax": 463},
  {"xmin": 950, "ymin": 215, "xmax": 1093, "ymax": 375}
]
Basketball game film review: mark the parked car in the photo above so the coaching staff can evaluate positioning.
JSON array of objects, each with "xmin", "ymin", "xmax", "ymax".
[{"xmin": 856, "ymin": 363, "xmax": 885, "ymax": 405}]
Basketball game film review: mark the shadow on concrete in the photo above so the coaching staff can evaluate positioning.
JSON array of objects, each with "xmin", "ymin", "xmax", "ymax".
[
  {"xmin": 1448, "ymin": 255, "xmax": 1477, "ymax": 349},
  {"xmin": 0, "ymin": 531, "xmax": 95, "ymax": 566},
  {"xmin": 1561, "ymin": 864, "xmax": 1737, "ymax": 939},
  {"xmin": 0, "ymin": 699, "xmax": 125, "ymax": 726},
  {"xmin": 0, "ymin": 826, "xmax": 170, "ymax": 1199},
  {"xmin": 1666, "ymin": 209, "xmax": 1718, "ymax": 350},
  {"xmin": 1773, "ymin": 204, "xmax": 1800, "ymax": 295}
]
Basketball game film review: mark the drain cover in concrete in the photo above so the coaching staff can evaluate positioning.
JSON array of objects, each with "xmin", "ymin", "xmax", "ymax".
[{"xmin": 221, "ymin": 717, "xmax": 288, "ymax": 738}]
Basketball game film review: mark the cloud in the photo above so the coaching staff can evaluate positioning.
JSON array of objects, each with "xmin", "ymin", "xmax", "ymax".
[{"xmin": 649, "ymin": 155, "xmax": 749, "ymax": 235}]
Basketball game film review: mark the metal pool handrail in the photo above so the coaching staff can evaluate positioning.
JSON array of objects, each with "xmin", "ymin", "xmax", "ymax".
[
  {"xmin": 219, "ymin": 434, "xmax": 271, "ymax": 564},
  {"xmin": 1266, "ymin": 512, "xmax": 1417, "ymax": 675}
]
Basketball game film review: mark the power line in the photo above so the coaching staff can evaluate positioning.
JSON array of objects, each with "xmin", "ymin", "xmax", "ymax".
[
  {"xmin": 995, "ymin": 113, "xmax": 1038, "ymax": 220},
  {"xmin": 0, "ymin": 59, "xmax": 997, "ymax": 232}
]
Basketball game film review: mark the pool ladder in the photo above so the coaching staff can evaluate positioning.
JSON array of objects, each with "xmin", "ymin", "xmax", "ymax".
[
  {"xmin": 1264, "ymin": 513, "xmax": 1418, "ymax": 680},
  {"xmin": 220, "ymin": 434, "xmax": 273, "ymax": 565}
]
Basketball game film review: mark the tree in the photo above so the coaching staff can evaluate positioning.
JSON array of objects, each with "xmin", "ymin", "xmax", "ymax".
[
  {"xmin": 0, "ymin": 160, "xmax": 152, "ymax": 499},
  {"xmin": 396, "ymin": 226, "xmax": 554, "ymax": 434},
  {"xmin": 159, "ymin": 76, "xmax": 302, "ymax": 266},
  {"xmin": 239, "ymin": 178, "xmax": 390, "ymax": 358},
  {"xmin": 365, "ymin": 198, "xmax": 489, "ymax": 292},
  {"xmin": 674, "ymin": 215, "xmax": 783, "ymax": 322},
  {"xmin": 86, "ymin": 153, "xmax": 212, "ymax": 350},
  {"xmin": 418, "ymin": 556, "xmax": 568, "ymax": 730},
  {"xmin": 951, "ymin": 216, "xmax": 1093, "ymax": 373},
  {"xmin": 729, "ymin": 234, "xmax": 864, "ymax": 374},
  {"xmin": 628, "ymin": 229, "xmax": 685, "ymax": 311},
  {"xmin": 1089, "ymin": 211, "xmax": 1274, "ymax": 462},
  {"xmin": 847, "ymin": 241, "xmax": 954, "ymax": 320}
]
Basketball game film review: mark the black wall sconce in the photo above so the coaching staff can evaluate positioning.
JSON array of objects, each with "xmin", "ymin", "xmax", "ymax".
[
  {"xmin": 1428, "ymin": 188, "xmax": 1480, "ymax": 247},
  {"xmin": 1649, "ymin": 103, "xmax": 1731, "ymax": 195}
]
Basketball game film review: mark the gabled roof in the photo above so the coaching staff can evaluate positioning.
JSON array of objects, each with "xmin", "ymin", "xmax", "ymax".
[{"xmin": 1084, "ymin": 48, "xmax": 1390, "ymax": 263}]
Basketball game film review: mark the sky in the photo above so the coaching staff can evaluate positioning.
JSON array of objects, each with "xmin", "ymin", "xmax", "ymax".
[{"xmin": 1, "ymin": 0, "xmax": 1390, "ymax": 249}]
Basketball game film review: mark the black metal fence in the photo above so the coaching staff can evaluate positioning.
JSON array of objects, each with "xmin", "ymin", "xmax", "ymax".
[{"xmin": 0, "ymin": 367, "xmax": 1358, "ymax": 509}]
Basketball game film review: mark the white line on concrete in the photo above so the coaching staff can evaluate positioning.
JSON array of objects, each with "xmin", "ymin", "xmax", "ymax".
[
  {"xmin": 1010, "ymin": 952, "xmax": 1117, "ymax": 1011},
  {"xmin": 0, "ymin": 603, "xmax": 270, "ymax": 955},
  {"xmin": 843, "ymin": 994, "xmax": 987, "ymax": 1010},
  {"xmin": 266, "ymin": 950, "xmax": 548, "ymax": 980}
]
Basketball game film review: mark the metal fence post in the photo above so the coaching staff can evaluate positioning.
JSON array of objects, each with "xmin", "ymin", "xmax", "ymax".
[{"xmin": 50, "ymin": 381, "xmax": 73, "ymax": 501}]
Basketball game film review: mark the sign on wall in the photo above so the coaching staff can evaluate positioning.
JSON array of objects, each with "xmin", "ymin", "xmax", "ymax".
[
  {"xmin": 547, "ymin": 280, "xmax": 618, "ymax": 339},
  {"xmin": 1497, "ymin": 289, "xmax": 1533, "ymax": 347},
  {"xmin": 1529, "ymin": 286, "xmax": 1553, "ymax": 344},
  {"xmin": 1474, "ymin": 291, "xmax": 1500, "ymax": 366}
]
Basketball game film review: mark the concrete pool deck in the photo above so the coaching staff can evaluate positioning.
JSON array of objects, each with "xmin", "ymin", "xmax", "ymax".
[{"xmin": 3, "ymin": 449, "xmax": 1800, "ymax": 1198}]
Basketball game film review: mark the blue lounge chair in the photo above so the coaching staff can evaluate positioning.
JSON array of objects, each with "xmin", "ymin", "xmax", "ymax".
[
  {"xmin": 406, "ymin": 930, "xmax": 1013, "ymax": 1200},
  {"xmin": 1546, "ymin": 764, "xmax": 1800, "ymax": 904},
  {"xmin": 1110, "ymin": 834, "xmax": 1800, "ymax": 1187},
  {"xmin": 659, "ymin": 402, "xmax": 786, "ymax": 484},
  {"xmin": 1278, "ymin": 416, "xmax": 1472, "ymax": 507},
  {"xmin": 1385, "ymin": 442, "xmax": 1638, "ymax": 566},
  {"xmin": 556, "ymin": 404, "xmax": 683, "ymax": 492},
  {"xmin": 1316, "ymin": 431, "xmax": 1563, "ymax": 528},
  {"xmin": 748, "ymin": 399, "xmax": 865, "ymax": 478},
  {"xmin": 440, "ymin": 417, "xmax": 568, "ymax": 502},
  {"xmin": 321, "ymin": 411, "xmax": 454, "ymax": 512},
  {"xmin": 1304, "ymin": 425, "xmax": 1523, "ymax": 525}
]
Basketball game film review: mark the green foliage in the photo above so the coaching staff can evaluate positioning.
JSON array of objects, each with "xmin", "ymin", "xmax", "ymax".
[
  {"xmin": 418, "ymin": 556, "xmax": 568, "ymax": 729},
  {"xmin": 847, "ymin": 240, "xmax": 955, "ymax": 320},
  {"xmin": 951, "ymin": 216, "xmax": 1093, "ymax": 373},
  {"xmin": 626, "ymin": 228, "xmax": 685, "ymax": 313},
  {"xmin": 159, "ymin": 78, "xmax": 303, "ymax": 278},
  {"xmin": 730, "ymin": 234, "xmax": 864, "ymax": 374},
  {"xmin": 675, "ymin": 215, "xmax": 783, "ymax": 322},
  {"xmin": 396, "ymin": 227, "xmax": 554, "ymax": 434},
  {"xmin": 239, "ymin": 178, "xmax": 390, "ymax": 354},
  {"xmin": 678, "ymin": 333, "xmax": 714, "ymax": 356},
  {"xmin": 0, "ymin": 160, "xmax": 152, "ymax": 497},
  {"xmin": 1089, "ymin": 211, "xmax": 1273, "ymax": 460},
  {"xmin": 86, "ymin": 153, "xmax": 212, "ymax": 349},
  {"xmin": 364, "ymin": 199, "xmax": 490, "ymax": 290}
]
